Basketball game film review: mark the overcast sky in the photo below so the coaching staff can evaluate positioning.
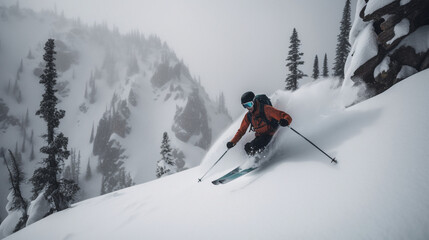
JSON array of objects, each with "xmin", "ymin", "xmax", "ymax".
[{"xmin": 4, "ymin": 0, "xmax": 356, "ymax": 117}]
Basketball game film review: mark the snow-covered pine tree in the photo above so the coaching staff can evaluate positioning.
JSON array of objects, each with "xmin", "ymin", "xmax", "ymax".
[
  {"xmin": 1, "ymin": 150, "xmax": 28, "ymax": 234},
  {"xmin": 332, "ymin": 0, "xmax": 351, "ymax": 80},
  {"xmin": 285, "ymin": 28, "xmax": 306, "ymax": 91},
  {"xmin": 100, "ymin": 139, "xmax": 127, "ymax": 194},
  {"xmin": 29, "ymin": 39, "xmax": 79, "ymax": 216},
  {"xmin": 323, "ymin": 53, "xmax": 329, "ymax": 77},
  {"xmin": 156, "ymin": 132, "xmax": 175, "ymax": 178},
  {"xmin": 312, "ymin": 55, "xmax": 319, "ymax": 80},
  {"xmin": 128, "ymin": 89, "xmax": 137, "ymax": 107}
]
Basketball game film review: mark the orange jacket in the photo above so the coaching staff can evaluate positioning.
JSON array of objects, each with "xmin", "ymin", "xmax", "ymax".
[{"xmin": 230, "ymin": 101, "xmax": 292, "ymax": 144}]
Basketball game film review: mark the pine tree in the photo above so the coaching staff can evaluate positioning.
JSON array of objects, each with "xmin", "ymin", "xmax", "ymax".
[
  {"xmin": 24, "ymin": 108, "xmax": 29, "ymax": 127},
  {"xmin": 100, "ymin": 139, "xmax": 126, "ymax": 194},
  {"xmin": 14, "ymin": 142, "xmax": 21, "ymax": 165},
  {"xmin": 7, "ymin": 79, "xmax": 11, "ymax": 94},
  {"xmin": 333, "ymin": 0, "xmax": 352, "ymax": 80},
  {"xmin": 75, "ymin": 151, "xmax": 81, "ymax": 184},
  {"xmin": 89, "ymin": 71, "xmax": 96, "ymax": 104},
  {"xmin": 323, "ymin": 53, "xmax": 329, "ymax": 77},
  {"xmin": 84, "ymin": 82, "xmax": 88, "ymax": 99},
  {"xmin": 13, "ymin": 76, "xmax": 19, "ymax": 95},
  {"xmin": 18, "ymin": 59, "xmax": 23, "ymax": 73},
  {"xmin": 217, "ymin": 92, "xmax": 228, "ymax": 115},
  {"xmin": 21, "ymin": 128, "xmax": 27, "ymax": 153},
  {"xmin": 27, "ymin": 49, "xmax": 35, "ymax": 60},
  {"xmin": 90, "ymin": 122, "xmax": 95, "ymax": 143},
  {"xmin": 30, "ymin": 143, "xmax": 35, "ymax": 161},
  {"xmin": 312, "ymin": 55, "xmax": 320, "ymax": 80},
  {"xmin": 16, "ymin": 90, "xmax": 22, "ymax": 104},
  {"xmin": 21, "ymin": 135, "xmax": 26, "ymax": 153},
  {"xmin": 156, "ymin": 132, "xmax": 175, "ymax": 178},
  {"xmin": 285, "ymin": 28, "xmax": 306, "ymax": 91},
  {"xmin": 29, "ymin": 39, "xmax": 78, "ymax": 214},
  {"xmin": 29, "ymin": 129, "xmax": 34, "ymax": 144},
  {"xmin": 85, "ymin": 158, "xmax": 92, "ymax": 181}
]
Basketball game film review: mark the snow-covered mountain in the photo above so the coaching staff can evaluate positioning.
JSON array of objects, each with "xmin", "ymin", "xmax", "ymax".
[
  {"xmin": 3, "ymin": 69, "xmax": 429, "ymax": 240},
  {"xmin": 0, "ymin": 5, "xmax": 231, "ymax": 221}
]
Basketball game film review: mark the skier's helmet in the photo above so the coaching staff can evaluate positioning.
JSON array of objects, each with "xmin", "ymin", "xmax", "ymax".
[
  {"xmin": 241, "ymin": 91, "xmax": 255, "ymax": 108},
  {"xmin": 241, "ymin": 91, "xmax": 255, "ymax": 104}
]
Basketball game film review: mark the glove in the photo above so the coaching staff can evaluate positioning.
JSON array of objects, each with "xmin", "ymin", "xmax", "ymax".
[
  {"xmin": 279, "ymin": 119, "xmax": 289, "ymax": 127},
  {"xmin": 226, "ymin": 142, "xmax": 235, "ymax": 149}
]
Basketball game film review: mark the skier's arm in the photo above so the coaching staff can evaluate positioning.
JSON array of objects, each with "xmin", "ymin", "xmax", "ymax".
[
  {"xmin": 264, "ymin": 105, "xmax": 292, "ymax": 125},
  {"xmin": 230, "ymin": 114, "xmax": 250, "ymax": 145}
]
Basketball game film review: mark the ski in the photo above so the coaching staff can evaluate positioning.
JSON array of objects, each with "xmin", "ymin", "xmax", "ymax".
[
  {"xmin": 211, "ymin": 166, "xmax": 258, "ymax": 185},
  {"xmin": 211, "ymin": 166, "xmax": 241, "ymax": 185},
  {"xmin": 212, "ymin": 131, "xmax": 279, "ymax": 185}
]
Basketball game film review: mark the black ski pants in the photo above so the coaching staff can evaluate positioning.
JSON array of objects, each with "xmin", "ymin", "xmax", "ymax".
[{"xmin": 244, "ymin": 134, "xmax": 273, "ymax": 156}]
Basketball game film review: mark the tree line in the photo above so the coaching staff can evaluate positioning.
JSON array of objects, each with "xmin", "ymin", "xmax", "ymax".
[{"xmin": 285, "ymin": 0, "xmax": 351, "ymax": 91}]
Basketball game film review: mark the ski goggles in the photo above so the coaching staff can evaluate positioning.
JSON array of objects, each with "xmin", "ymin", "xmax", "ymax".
[{"xmin": 242, "ymin": 101, "xmax": 254, "ymax": 109}]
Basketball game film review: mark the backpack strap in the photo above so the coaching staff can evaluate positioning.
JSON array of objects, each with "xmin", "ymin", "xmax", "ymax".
[
  {"xmin": 246, "ymin": 100, "xmax": 279, "ymax": 132},
  {"xmin": 247, "ymin": 112, "xmax": 254, "ymax": 132},
  {"xmin": 258, "ymin": 102, "xmax": 279, "ymax": 130}
]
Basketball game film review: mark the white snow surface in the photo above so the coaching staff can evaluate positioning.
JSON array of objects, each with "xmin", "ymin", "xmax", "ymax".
[
  {"xmin": 0, "ymin": 193, "xmax": 22, "ymax": 239},
  {"xmin": 342, "ymin": 23, "xmax": 378, "ymax": 103},
  {"xmin": 364, "ymin": 0, "xmax": 396, "ymax": 16},
  {"xmin": 373, "ymin": 56, "xmax": 390, "ymax": 78},
  {"xmin": 397, "ymin": 65, "xmax": 418, "ymax": 80},
  {"xmin": 349, "ymin": 0, "xmax": 368, "ymax": 45},
  {"xmin": 400, "ymin": 0, "xmax": 411, "ymax": 6},
  {"xmin": 25, "ymin": 188, "xmax": 50, "ymax": 227},
  {"xmin": 394, "ymin": 25, "xmax": 429, "ymax": 54},
  {"xmin": 387, "ymin": 18, "xmax": 410, "ymax": 45},
  {"xmin": 5, "ymin": 70, "xmax": 429, "ymax": 240}
]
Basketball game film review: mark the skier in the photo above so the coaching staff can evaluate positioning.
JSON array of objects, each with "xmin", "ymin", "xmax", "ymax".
[{"xmin": 226, "ymin": 91, "xmax": 292, "ymax": 156}]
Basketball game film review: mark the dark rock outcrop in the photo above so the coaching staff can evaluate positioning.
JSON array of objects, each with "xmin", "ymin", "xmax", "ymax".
[{"xmin": 350, "ymin": 0, "xmax": 429, "ymax": 95}]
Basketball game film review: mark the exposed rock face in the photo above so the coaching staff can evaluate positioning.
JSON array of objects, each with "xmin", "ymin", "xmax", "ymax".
[
  {"xmin": 172, "ymin": 87, "xmax": 212, "ymax": 150},
  {"xmin": 348, "ymin": 0, "xmax": 429, "ymax": 95}
]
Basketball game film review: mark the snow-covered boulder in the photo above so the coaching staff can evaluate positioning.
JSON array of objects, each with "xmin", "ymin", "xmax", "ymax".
[{"xmin": 344, "ymin": 0, "xmax": 429, "ymax": 95}]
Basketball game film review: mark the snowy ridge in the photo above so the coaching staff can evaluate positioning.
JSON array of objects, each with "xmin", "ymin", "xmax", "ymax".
[
  {"xmin": 5, "ymin": 70, "xmax": 429, "ymax": 240},
  {"xmin": 0, "ymin": 5, "xmax": 231, "ymax": 222}
]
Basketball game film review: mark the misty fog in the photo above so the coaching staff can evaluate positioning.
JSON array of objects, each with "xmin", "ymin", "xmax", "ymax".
[{"xmin": 2, "ymin": 0, "xmax": 356, "ymax": 117}]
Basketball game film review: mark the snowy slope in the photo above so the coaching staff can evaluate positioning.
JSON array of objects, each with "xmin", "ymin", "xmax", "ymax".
[{"xmin": 5, "ymin": 70, "xmax": 429, "ymax": 240}]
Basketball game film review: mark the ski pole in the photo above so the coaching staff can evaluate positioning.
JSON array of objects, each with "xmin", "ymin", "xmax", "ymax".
[
  {"xmin": 198, "ymin": 149, "xmax": 229, "ymax": 182},
  {"xmin": 288, "ymin": 126, "xmax": 337, "ymax": 164}
]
